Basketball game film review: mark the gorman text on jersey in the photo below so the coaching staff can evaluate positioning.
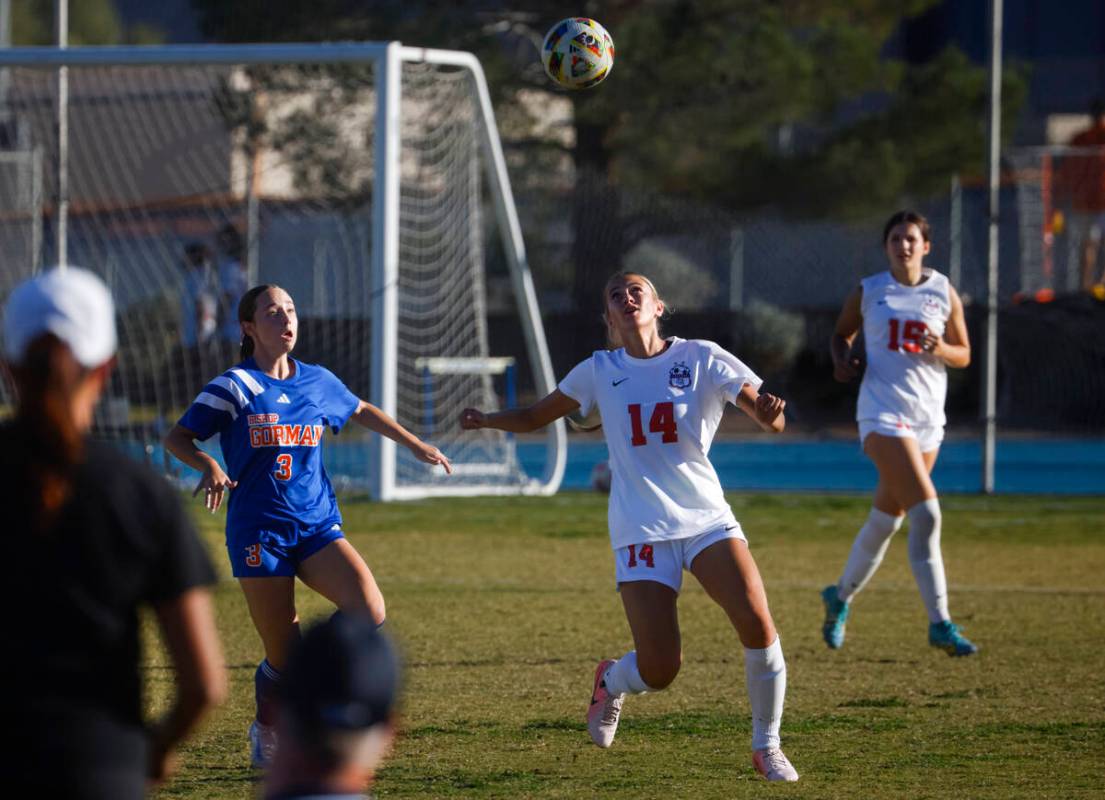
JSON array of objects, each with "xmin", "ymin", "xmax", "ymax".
[{"xmin": 247, "ymin": 413, "xmax": 324, "ymax": 448}]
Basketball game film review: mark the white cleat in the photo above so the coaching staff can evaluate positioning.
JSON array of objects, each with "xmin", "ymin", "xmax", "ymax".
[
  {"xmin": 753, "ymin": 747, "xmax": 799, "ymax": 782},
  {"xmin": 249, "ymin": 719, "xmax": 278, "ymax": 769},
  {"xmin": 586, "ymin": 659, "xmax": 624, "ymax": 748}
]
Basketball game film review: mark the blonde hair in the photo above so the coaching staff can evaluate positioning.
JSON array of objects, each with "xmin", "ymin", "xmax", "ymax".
[{"xmin": 601, "ymin": 272, "xmax": 667, "ymax": 350}]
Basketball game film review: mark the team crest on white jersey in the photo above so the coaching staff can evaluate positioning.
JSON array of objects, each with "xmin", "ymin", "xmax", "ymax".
[
  {"xmin": 668, "ymin": 362, "xmax": 692, "ymax": 389},
  {"xmin": 921, "ymin": 296, "xmax": 942, "ymax": 317}
]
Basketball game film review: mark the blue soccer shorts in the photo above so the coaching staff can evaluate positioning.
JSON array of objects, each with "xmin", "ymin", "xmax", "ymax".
[{"xmin": 227, "ymin": 519, "xmax": 345, "ymax": 578}]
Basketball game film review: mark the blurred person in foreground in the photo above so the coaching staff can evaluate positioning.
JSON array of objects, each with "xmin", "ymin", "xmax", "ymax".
[
  {"xmin": 823, "ymin": 211, "xmax": 977, "ymax": 657},
  {"xmin": 263, "ymin": 613, "xmax": 400, "ymax": 800},
  {"xmin": 2, "ymin": 267, "xmax": 226, "ymax": 798}
]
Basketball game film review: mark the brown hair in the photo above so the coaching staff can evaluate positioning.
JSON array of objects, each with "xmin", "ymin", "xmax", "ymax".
[
  {"xmin": 882, "ymin": 210, "xmax": 932, "ymax": 245},
  {"xmin": 601, "ymin": 272, "xmax": 667, "ymax": 350},
  {"xmin": 237, "ymin": 284, "xmax": 285, "ymax": 360},
  {"xmin": 9, "ymin": 335, "xmax": 88, "ymax": 533}
]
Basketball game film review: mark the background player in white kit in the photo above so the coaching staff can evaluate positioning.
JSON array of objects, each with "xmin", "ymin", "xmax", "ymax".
[
  {"xmin": 460, "ymin": 272, "xmax": 798, "ymax": 782},
  {"xmin": 823, "ymin": 210, "xmax": 978, "ymax": 656}
]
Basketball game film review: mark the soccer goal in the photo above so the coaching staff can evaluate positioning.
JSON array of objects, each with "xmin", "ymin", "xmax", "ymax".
[{"xmin": 0, "ymin": 43, "xmax": 566, "ymax": 500}]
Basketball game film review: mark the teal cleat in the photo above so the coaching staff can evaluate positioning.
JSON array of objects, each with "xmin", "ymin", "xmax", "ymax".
[
  {"xmin": 821, "ymin": 585, "xmax": 850, "ymax": 649},
  {"xmin": 929, "ymin": 620, "xmax": 979, "ymax": 657}
]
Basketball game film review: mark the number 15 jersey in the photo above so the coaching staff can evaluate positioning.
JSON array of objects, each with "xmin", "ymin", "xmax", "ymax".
[
  {"xmin": 558, "ymin": 337, "xmax": 761, "ymax": 550},
  {"xmin": 858, "ymin": 269, "xmax": 951, "ymax": 428}
]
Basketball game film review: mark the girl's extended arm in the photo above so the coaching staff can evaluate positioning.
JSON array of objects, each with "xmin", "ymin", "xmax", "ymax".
[
  {"xmin": 147, "ymin": 588, "xmax": 226, "ymax": 785},
  {"xmin": 352, "ymin": 400, "xmax": 452, "ymax": 473},
  {"xmin": 164, "ymin": 424, "xmax": 237, "ymax": 512},
  {"xmin": 460, "ymin": 389, "xmax": 580, "ymax": 433},
  {"xmin": 734, "ymin": 385, "xmax": 787, "ymax": 433}
]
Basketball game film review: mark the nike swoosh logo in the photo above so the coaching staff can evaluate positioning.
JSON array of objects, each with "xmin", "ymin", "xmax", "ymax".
[{"xmin": 612, "ymin": 378, "xmax": 628, "ymax": 386}]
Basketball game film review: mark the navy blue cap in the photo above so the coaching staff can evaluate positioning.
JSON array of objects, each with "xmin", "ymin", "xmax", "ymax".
[{"xmin": 282, "ymin": 613, "xmax": 400, "ymax": 731}]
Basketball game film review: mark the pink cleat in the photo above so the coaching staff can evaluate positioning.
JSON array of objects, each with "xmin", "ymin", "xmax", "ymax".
[
  {"xmin": 586, "ymin": 659, "xmax": 624, "ymax": 748},
  {"xmin": 753, "ymin": 747, "xmax": 799, "ymax": 782}
]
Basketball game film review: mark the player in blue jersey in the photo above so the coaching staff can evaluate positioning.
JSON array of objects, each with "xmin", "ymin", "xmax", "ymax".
[{"xmin": 165, "ymin": 284, "xmax": 451, "ymax": 768}]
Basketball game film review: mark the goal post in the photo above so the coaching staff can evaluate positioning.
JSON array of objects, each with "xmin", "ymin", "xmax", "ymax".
[{"xmin": 0, "ymin": 42, "xmax": 566, "ymax": 500}]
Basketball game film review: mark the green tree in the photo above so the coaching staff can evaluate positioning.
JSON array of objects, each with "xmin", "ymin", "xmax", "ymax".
[
  {"xmin": 191, "ymin": 0, "xmax": 1026, "ymax": 309},
  {"xmin": 11, "ymin": 0, "xmax": 165, "ymax": 45}
]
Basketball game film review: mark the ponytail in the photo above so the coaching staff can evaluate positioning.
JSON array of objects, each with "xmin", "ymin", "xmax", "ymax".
[{"xmin": 11, "ymin": 336, "xmax": 87, "ymax": 533}]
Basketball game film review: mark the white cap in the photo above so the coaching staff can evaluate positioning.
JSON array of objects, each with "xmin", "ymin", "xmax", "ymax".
[{"xmin": 3, "ymin": 267, "xmax": 117, "ymax": 368}]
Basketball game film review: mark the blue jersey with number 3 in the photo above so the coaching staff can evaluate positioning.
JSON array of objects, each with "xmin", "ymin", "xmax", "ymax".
[{"xmin": 178, "ymin": 358, "xmax": 360, "ymax": 536}]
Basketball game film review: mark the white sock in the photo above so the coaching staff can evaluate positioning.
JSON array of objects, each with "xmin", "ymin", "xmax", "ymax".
[
  {"xmin": 744, "ymin": 637, "xmax": 786, "ymax": 752},
  {"xmin": 837, "ymin": 508, "xmax": 904, "ymax": 603},
  {"xmin": 601, "ymin": 650, "xmax": 651, "ymax": 696},
  {"xmin": 907, "ymin": 498, "xmax": 950, "ymax": 623}
]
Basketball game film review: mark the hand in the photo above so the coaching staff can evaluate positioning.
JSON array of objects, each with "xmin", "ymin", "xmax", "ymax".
[
  {"xmin": 193, "ymin": 464, "xmax": 237, "ymax": 513},
  {"xmin": 920, "ymin": 330, "xmax": 943, "ymax": 357},
  {"xmin": 146, "ymin": 734, "xmax": 178, "ymax": 787},
  {"xmin": 411, "ymin": 441, "xmax": 453, "ymax": 474},
  {"xmin": 832, "ymin": 355, "xmax": 862, "ymax": 383},
  {"xmin": 459, "ymin": 407, "xmax": 486, "ymax": 430},
  {"xmin": 754, "ymin": 392, "xmax": 786, "ymax": 429}
]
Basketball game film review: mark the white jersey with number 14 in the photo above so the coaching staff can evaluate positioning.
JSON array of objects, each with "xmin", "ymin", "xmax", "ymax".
[
  {"xmin": 558, "ymin": 337, "xmax": 761, "ymax": 550},
  {"xmin": 858, "ymin": 269, "xmax": 952, "ymax": 428}
]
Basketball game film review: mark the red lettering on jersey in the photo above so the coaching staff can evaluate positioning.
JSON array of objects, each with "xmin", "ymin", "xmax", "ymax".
[
  {"xmin": 627, "ymin": 404, "xmax": 647, "ymax": 446},
  {"xmin": 248, "ymin": 423, "xmax": 325, "ymax": 448},
  {"xmin": 650, "ymin": 402, "xmax": 678, "ymax": 443},
  {"xmin": 627, "ymin": 402, "xmax": 679, "ymax": 446},
  {"xmin": 888, "ymin": 318, "xmax": 926, "ymax": 353}
]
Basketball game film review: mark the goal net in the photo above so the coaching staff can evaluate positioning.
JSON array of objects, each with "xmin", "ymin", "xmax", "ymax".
[
  {"xmin": 1006, "ymin": 144, "xmax": 1105, "ymax": 297},
  {"xmin": 0, "ymin": 43, "xmax": 565, "ymax": 499}
]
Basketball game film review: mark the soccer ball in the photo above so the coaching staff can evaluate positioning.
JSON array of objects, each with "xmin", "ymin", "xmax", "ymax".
[
  {"xmin": 541, "ymin": 17, "xmax": 615, "ymax": 90},
  {"xmin": 590, "ymin": 460, "xmax": 612, "ymax": 493}
]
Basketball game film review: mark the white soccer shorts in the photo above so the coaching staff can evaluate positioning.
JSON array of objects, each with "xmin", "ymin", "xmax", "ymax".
[{"xmin": 613, "ymin": 524, "xmax": 747, "ymax": 593}]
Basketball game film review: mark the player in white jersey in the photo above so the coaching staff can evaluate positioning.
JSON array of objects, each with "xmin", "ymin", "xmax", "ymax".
[
  {"xmin": 460, "ymin": 272, "xmax": 798, "ymax": 782},
  {"xmin": 823, "ymin": 210, "xmax": 978, "ymax": 657}
]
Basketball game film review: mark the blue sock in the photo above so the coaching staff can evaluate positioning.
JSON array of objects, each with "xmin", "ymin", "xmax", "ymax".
[{"xmin": 254, "ymin": 659, "xmax": 281, "ymax": 726}]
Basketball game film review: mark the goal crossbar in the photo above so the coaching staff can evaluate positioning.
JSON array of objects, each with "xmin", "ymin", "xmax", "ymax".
[{"xmin": 0, "ymin": 42, "xmax": 567, "ymax": 500}]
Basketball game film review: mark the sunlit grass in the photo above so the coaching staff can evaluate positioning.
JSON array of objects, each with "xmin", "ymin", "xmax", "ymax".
[{"xmin": 150, "ymin": 492, "xmax": 1105, "ymax": 799}]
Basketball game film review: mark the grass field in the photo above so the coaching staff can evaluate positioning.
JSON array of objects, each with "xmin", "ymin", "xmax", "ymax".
[{"xmin": 148, "ymin": 492, "xmax": 1105, "ymax": 799}]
